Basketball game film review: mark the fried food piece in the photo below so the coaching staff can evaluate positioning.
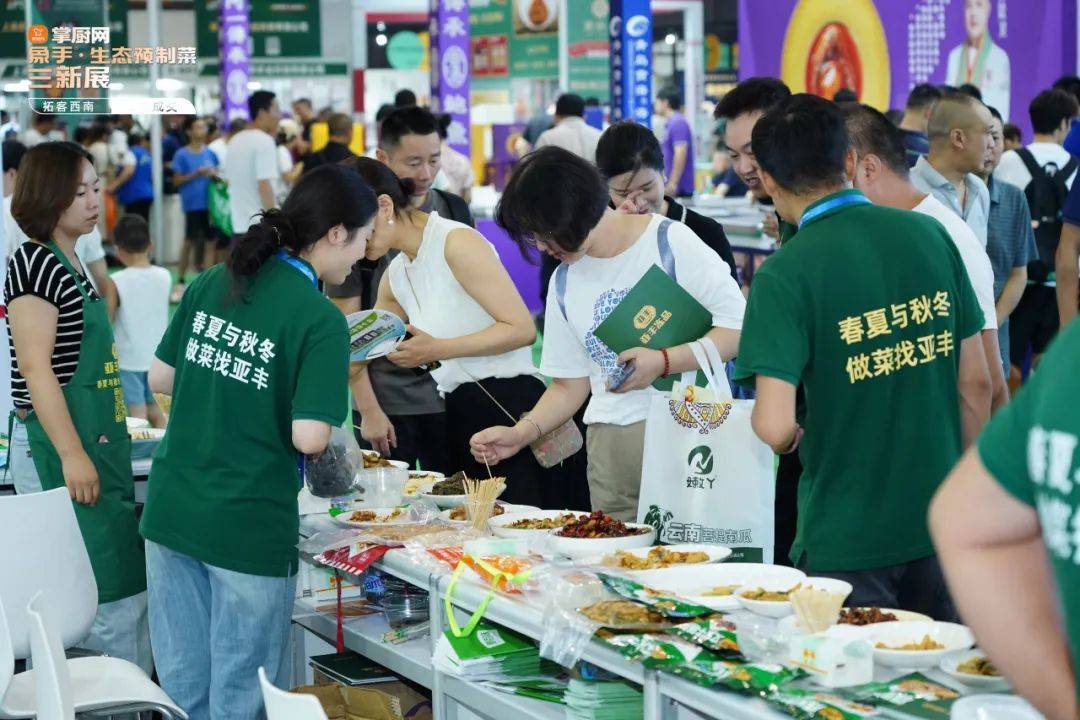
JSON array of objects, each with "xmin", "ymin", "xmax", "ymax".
[
  {"xmin": 741, "ymin": 584, "xmax": 801, "ymax": 601},
  {"xmin": 362, "ymin": 453, "xmax": 393, "ymax": 469},
  {"xmin": 702, "ymin": 585, "xmax": 739, "ymax": 597},
  {"xmin": 602, "ymin": 547, "xmax": 710, "ymax": 570},
  {"xmin": 957, "ymin": 656, "xmax": 1000, "ymax": 676},
  {"xmin": 347, "ymin": 508, "xmax": 402, "ymax": 523},
  {"xmin": 449, "ymin": 503, "xmax": 506, "ymax": 521},
  {"xmin": 555, "ymin": 510, "xmax": 650, "ymax": 538},
  {"xmin": 579, "ymin": 600, "xmax": 665, "ymax": 627},
  {"xmin": 506, "ymin": 513, "xmax": 578, "ymax": 530},
  {"xmin": 876, "ymin": 634, "xmax": 944, "ymax": 651},
  {"xmin": 838, "ymin": 607, "xmax": 898, "ymax": 626}
]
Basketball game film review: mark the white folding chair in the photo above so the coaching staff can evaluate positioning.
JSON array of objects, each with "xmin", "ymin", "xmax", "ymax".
[
  {"xmin": 26, "ymin": 592, "xmax": 75, "ymax": 720},
  {"xmin": 0, "ymin": 490, "xmax": 187, "ymax": 719},
  {"xmin": 0, "ymin": 592, "xmax": 15, "ymax": 713},
  {"xmin": 258, "ymin": 667, "xmax": 329, "ymax": 720}
]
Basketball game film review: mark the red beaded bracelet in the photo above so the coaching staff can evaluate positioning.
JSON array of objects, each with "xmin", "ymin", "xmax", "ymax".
[{"xmin": 660, "ymin": 348, "xmax": 670, "ymax": 378}]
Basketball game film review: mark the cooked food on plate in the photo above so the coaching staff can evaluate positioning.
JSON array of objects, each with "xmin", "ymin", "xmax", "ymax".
[
  {"xmin": 405, "ymin": 474, "xmax": 439, "ymax": 495},
  {"xmin": 555, "ymin": 511, "xmax": 651, "ymax": 539},
  {"xmin": 428, "ymin": 473, "xmax": 468, "ymax": 496},
  {"xmin": 701, "ymin": 585, "xmax": 739, "ymax": 597},
  {"xmin": 838, "ymin": 607, "xmax": 899, "ymax": 626},
  {"xmin": 875, "ymin": 635, "xmax": 944, "ymax": 651},
  {"xmin": 957, "ymin": 656, "xmax": 1000, "ymax": 677},
  {"xmin": 578, "ymin": 600, "xmax": 665, "ymax": 626},
  {"xmin": 506, "ymin": 513, "xmax": 578, "ymax": 530},
  {"xmin": 603, "ymin": 547, "xmax": 710, "ymax": 570},
  {"xmin": 362, "ymin": 452, "xmax": 393, "ymax": 469},
  {"xmin": 347, "ymin": 508, "xmax": 403, "ymax": 524},
  {"xmin": 740, "ymin": 584, "xmax": 802, "ymax": 602},
  {"xmin": 449, "ymin": 503, "xmax": 507, "ymax": 521}
]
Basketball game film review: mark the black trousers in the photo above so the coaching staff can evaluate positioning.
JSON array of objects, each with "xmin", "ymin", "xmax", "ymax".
[
  {"xmin": 446, "ymin": 375, "xmax": 586, "ymax": 509},
  {"xmin": 353, "ymin": 410, "xmax": 452, "ymax": 475},
  {"xmin": 774, "ymin": 451, "xmax": 802, "ymax": 567}
]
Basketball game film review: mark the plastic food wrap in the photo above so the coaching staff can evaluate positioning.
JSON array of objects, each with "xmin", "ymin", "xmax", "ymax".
[{"xmin": 303, "ymin": 426, "xmax": 362, "ymax": 498}]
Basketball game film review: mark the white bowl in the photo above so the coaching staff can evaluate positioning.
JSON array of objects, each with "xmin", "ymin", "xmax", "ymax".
[
  {"xmin": 488, "ymin": 510, "xmax": 583, "ymax": 538},
  {"xmin": 578, "ymin": 543, "xmax": 732, "ymax": 569},
  {"xmin": 940, "ymin": 650, "xmax": 1010, "ymax": 692},
  {"xmin": 869, "ymin": 621, "xmax": 974, "ymax": 669},
  {"xmin": 735, "ymin": 576, "xmax": 850, "ymax": 619},
  {"xmin": 950, "ymin": 695, "xmax": 1043, "ymax": 720},
  {"xmin": 630, "ymin": 563, "xmax": 806, "ymax": 611},
  {"xmin": 547, "ymin": 524, "xmax": 657, "ymax": 560}
]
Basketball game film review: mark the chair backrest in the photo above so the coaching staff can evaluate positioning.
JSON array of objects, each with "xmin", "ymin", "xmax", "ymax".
[
  {"xmin": 27, "ymin": 592, "xmax": 75, "ymax": 720},
  {"xmin": 258, "ymin": 667, "xmax": 329, "ymax": 720},
  {"xmin": 0, "ymin": 595, "xmax": 14, "ymax": 704},
  {"xmin": 0, "ymin": 489, "xmax": 97, "ymax": 659}
]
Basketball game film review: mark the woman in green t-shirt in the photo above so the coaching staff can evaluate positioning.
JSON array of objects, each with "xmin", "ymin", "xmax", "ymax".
[{"xmin": 141, "ymin": 165, "xmax": 377, "ymax": 719}]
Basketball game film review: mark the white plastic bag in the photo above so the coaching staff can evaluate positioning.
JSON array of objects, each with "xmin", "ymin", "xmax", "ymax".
[{"xmin": 637, "ymin": 340, "xmax": 775, "ymax": 562}]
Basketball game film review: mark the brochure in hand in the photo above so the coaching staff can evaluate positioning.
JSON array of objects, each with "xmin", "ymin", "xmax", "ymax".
[
  {"xmin": 347, "ymin": 309, "xmax": 407, "ymax": 362},
  {"xmin": 592, "ymin": 265, "xmax": 712, "ymax": 392}
]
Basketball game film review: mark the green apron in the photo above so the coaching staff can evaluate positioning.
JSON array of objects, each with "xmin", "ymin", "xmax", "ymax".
[{"xmin": 23, "ymin": 242, "xmax": 146, "ymax": 604}]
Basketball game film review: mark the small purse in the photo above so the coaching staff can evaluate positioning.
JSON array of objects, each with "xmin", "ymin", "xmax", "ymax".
[{"xmin": 471, "ymin": 379, "xmax": 583, "ymax": 468}]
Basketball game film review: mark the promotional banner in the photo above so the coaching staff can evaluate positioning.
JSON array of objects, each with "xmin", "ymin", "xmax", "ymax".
[
  {"xmin": 220, "ymin": 0, "xmax": 250, "ymax": 122},
  {"xmin": 429, "ymin": 0, "xmax": 470, "ymax": 158},
  {"xmin": 609, "ymin": 0, "xmax": 652, "ymax": 125},
  {"xmin": 26, "ymin": 0, "xmax": 110, "ymax": 115},
  {"xmin": 738, "ymin": 0, "xmax": 1076, "ymax": 136},
  {"xmin": 469, "ymin": 0, "xmax": 558, "ymax": 79},
  {"xmin": 196, "ymin": 0, "xmax": 320, "ymax": 60},
  {"xmin": 566, "ymin": 0, "xmax": 610, "ymax": 102}
]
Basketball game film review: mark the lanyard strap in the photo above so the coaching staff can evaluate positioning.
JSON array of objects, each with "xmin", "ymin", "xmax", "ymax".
[
  {"xmin": 798, "ymin": 193, "xmax": 871, "ymax": 229},
  {"xmin": 274, "ymin": 250, "xmax": 317, "ymax": 286}
]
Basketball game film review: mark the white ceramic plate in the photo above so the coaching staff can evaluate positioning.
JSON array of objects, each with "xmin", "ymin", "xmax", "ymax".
[
  {"xmin": 418, "ymin": 482, "xmax": 506, "ymax": 509},
  {"xmin": 547, "ymin": 524, "xmax": 658, "ymax": 560},
  {"xmin": 331, "ymin": 506, "xmax": 415, "ymax": 528},
  {"xmin": 950, "ymin": 695, "xmax": 1042, "ymax": 720},
  {"xmin": 629, "ymin": 564, "xmax": 807, "ymax": 611},
  {"xmin": 868, "ymin": 621, "xmax": 975, "ymax": 669},
  {"xmin": 578, "ymin": 543, "xmax": 733, "ymax": 569},
  {"xmin": 940, "ymin": 650, "xmax": 1010, "ymax": 692},
  {"xmin": 779, "ymin": 607, "xmax": 931, "ymax": 634},
  {"xmin": 437, "ymin": 504, "xmax": 540, "ymax": 525},
  {"xmin": 735, "ymin": 577, "xmax": 852, "ymax": 619},
  {"xmin": 126, "ymin": 416, "xmax": 150, "ymax": 430},
  {"xmin": 488, "ymin": 510, "xmax": 585, "ymax": 538},
  {"xmin": 404, "ymin": 471, "xmax": 444, "ymax": 497}
]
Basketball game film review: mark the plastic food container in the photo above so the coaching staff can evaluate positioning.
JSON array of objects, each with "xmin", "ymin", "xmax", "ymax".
[{"xmin": 358, "ymin": 467, "xmax": 407, "ymax": 507}]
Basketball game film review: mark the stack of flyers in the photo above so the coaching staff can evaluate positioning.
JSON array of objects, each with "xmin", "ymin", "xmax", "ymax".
[
  {"xmin": 434, "ymin": 622, "xmax": 567, "ymax": 701},
  {"xmin": 564, "ymin": 678, "xmax": 644, "ymax": 720},
  {"xmin": 347, "ymin": 309, "xmax": 407, "ymax": 362}
]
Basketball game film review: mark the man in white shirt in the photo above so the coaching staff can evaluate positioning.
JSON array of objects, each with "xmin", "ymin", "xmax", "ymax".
[
  {"xmin": 846, "ymin": 104, "xmax": 1005, "ymax": 411},
  {"xmin": 535, "ymin": 94, "xmax": 603, "ymax": 163},
  {"xmin": 224, "ymin": 90, "xmax": 280, "ymax": 249},
  {"xmin": 21, "ymin": 114, "xmax": 57, "ymax": 148},
  {"xmin": 994, "ymin": 88, "xmax": 1079, "ymax": 368},
  {"xmin": 910, "ymin": 92, "xmax": 995, "ymax": 246}
]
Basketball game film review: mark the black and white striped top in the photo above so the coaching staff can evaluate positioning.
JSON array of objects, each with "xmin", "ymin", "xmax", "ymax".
[{"xmin": 4, "ymin": 242, "xmax": 97, "ymax": 409}]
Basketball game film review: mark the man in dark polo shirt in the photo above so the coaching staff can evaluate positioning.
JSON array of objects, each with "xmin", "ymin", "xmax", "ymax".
[{"xmin": 327, "ymin": 106, "xmax": 472, "ymax": 473}]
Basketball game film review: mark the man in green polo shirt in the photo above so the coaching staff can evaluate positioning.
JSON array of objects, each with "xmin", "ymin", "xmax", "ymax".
[
  {"xmin": 735, "ymin": 94, "xmax": 992, "ymax": 618},
  {"xmin": 931, "ymin": 321, "xmax": 1080, "ymax": 720}
]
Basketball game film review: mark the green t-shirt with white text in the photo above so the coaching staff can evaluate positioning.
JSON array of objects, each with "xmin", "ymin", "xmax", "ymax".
[
  {"xmin": 141, "ymin": 258, "xmax": 349, "ymax": 577},
  {"xmin": 734, "ymin": 190, "xmax": 984, "ymax": 571}
]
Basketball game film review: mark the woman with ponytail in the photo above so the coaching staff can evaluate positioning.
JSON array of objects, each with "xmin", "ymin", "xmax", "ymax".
[
  {"xmin": 346, "ymin": 157, "xmax": 569, "ymax": 508},
  {"xmin": 140, "ymin": 164, "xmax": 377, "ymax": 719}
]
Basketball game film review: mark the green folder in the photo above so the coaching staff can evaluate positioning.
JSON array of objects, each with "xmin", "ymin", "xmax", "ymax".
[{"xmin": 593, "ymin": 264, "xmax": 713, "ymax": 392}]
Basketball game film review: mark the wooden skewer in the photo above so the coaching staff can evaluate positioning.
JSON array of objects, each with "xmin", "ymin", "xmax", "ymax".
[{"xmin": 482, "ymin": 452, "xmax": 493, "ymax": 480}]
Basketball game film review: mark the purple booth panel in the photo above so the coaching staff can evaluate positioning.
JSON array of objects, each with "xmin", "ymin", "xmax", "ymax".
[{"xmin": 476, "ymin": 218, "xmax": 544, "ymax": 315}]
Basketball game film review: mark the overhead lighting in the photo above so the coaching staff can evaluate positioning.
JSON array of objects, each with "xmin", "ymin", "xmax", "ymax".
[
  {"xmin": 155, "ymin": 77, "xmax": 185, "ymax": 92},
  {"xmin": 376, "ymin": 21, "xmax": 386, "ymax": 31},
  {"xmin": 247, "ymin": 81, "xmax": 262, "ymax": 90},
  {"xmin": 375, "ymin": 33, "xmax": 388, "ymax": 47},
  {"xmin": 665, "ymin": 33, "xmax": 677, "ymax": 45},
  {"xmin": 3, "ymin": 80, "xmax": 29, "ymax": 92}
]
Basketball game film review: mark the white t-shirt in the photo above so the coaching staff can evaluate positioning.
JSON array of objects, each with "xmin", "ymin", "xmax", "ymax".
[
  {"xmin": 535, "ymin": 117, "xmax": 603, "ymax": 163},
  {"xmin": 21, "ymin": 127, "xmax": 46, "ymax": 148},
  {"xmin": 208, "ymin": 137, "xmax": 228, "ymax": 166},
  {"xmin": 994, "ymin": 142, "xmax": 1077, "ymax": 192},
  {"xmin": 224, "ymin": 129, "xmax": 278, "ymax": 235},
  {"xmin": 272, "ymin": 145, "xmax": 294, "ymax": 205},
  {"xmin": 3, "ymin": 195, "xmax": 106, "ymax": 289},
  {"xmin": 112, "ymin": 265, "xmax": 172, "ymax": 372},
  {"xmin": 914, "ymin": 195, "xmax": 998, "ymax": 331},
  {"xmin": 540, "ymin": 214, "xmax": 745, "ymax": 426}
]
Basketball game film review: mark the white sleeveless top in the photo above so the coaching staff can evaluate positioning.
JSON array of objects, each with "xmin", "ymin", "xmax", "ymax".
[{"xmin": 387, "ymin": 212, "xmax": 541, "ymax": 395}]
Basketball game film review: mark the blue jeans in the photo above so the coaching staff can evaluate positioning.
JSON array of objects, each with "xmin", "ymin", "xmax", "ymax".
[
  {"xmin": 119, "ymin": 370, "xmax": 155, "ymax": 407},
  {"xmin": 146, "ymin": 540, "xmax": 297, "ymax": 720},
  {"xmin": 8, "ymin": 418, "xmax": 152, "ymax": 674}
]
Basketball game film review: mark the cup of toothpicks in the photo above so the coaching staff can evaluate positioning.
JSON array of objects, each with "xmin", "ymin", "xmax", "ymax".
[{"xmin": 462, "ymin": 474, "xmax": 506, "ymax": 531}]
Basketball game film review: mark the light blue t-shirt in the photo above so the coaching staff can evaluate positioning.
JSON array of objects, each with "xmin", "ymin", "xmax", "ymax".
[{"xmin": 172, "ymin": 146, "xmax": 218, "ymax": 212}]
